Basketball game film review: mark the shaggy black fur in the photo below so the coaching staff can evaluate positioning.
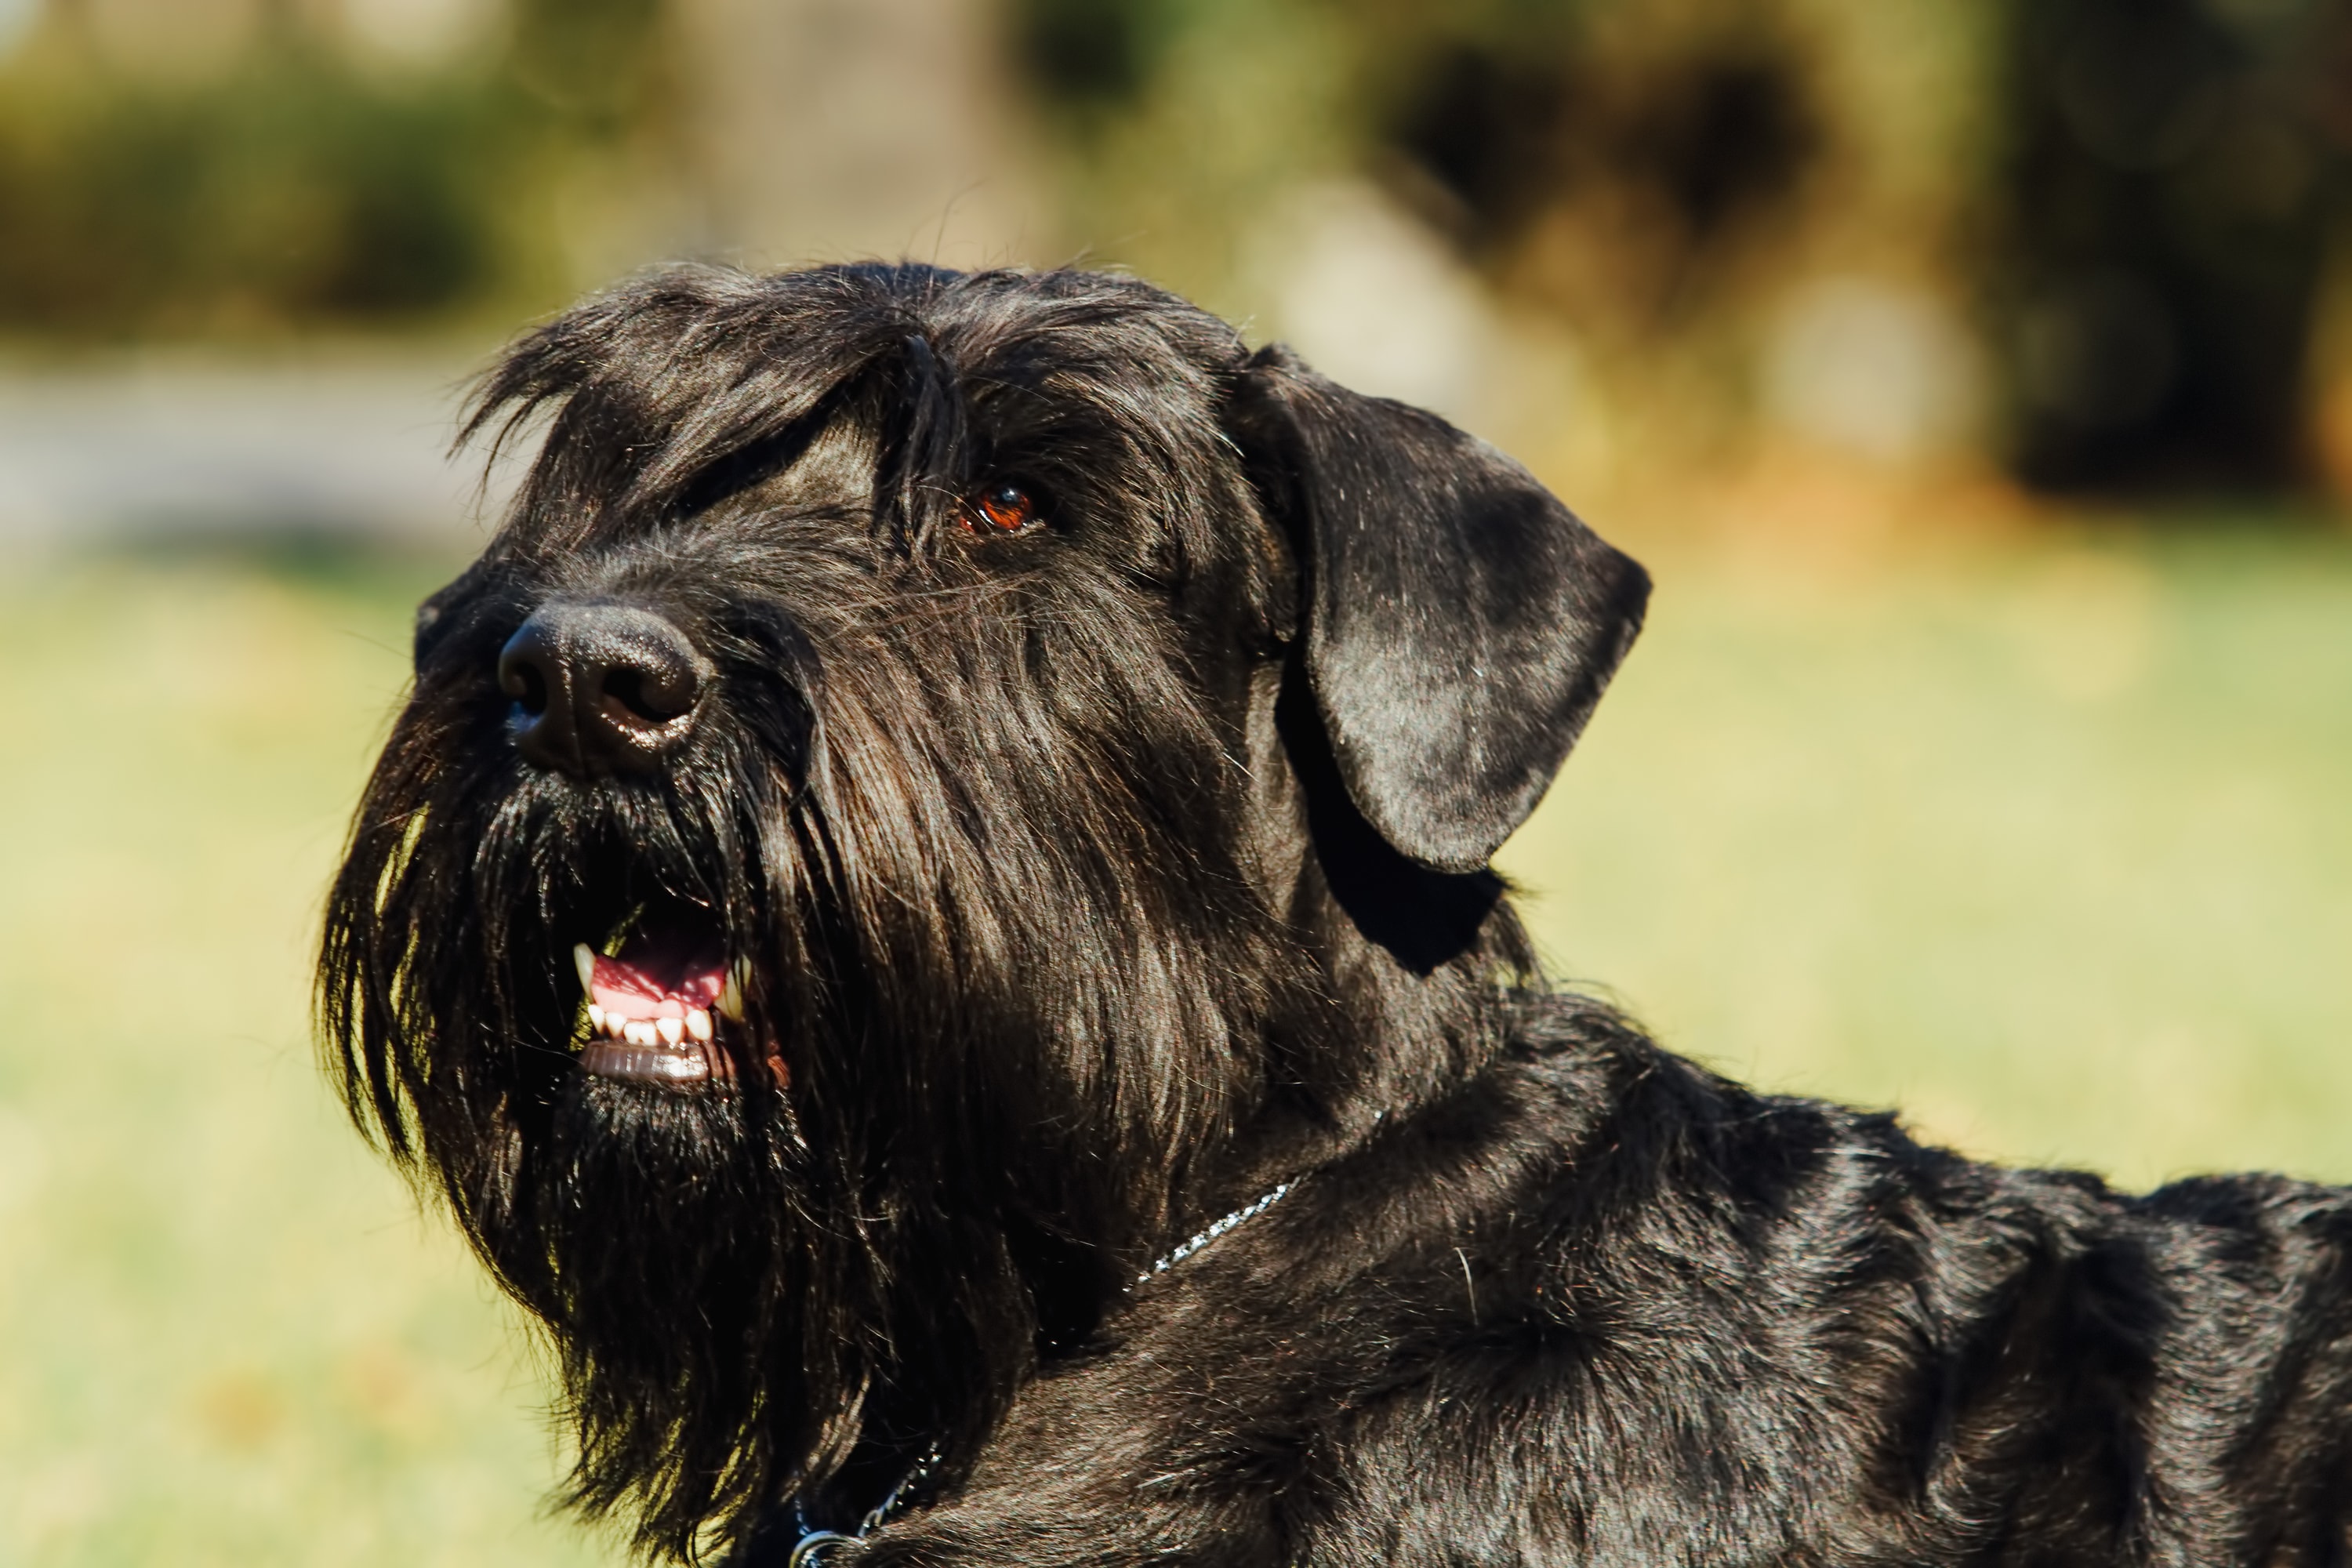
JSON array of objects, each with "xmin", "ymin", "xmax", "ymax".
[{"xmin": 321, "ymin": 263, "xmax": 2352, "ymax": 1566}]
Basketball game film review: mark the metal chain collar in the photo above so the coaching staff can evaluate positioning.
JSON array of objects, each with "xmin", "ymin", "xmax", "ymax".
[
  {"xmin": 784, "ymin": 1444, "xmax": 942, "ymax": 1568},
  {"xmin": 1134, "ymin": 1181, "xmax": 1294, "ymax": 1287}
]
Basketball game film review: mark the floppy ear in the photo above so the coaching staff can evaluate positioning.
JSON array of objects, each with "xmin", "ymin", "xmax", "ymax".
[{"xmin": 1233, "ymin": 344, "xmax": 1650, "ymax": 874}]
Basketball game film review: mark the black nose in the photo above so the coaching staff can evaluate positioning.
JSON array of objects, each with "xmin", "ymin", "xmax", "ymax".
[{"xmin": 498, "ymin": 603, "xmax": 712, "ymax": 776}]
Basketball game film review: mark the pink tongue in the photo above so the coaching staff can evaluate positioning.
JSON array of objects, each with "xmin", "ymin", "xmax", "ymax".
[{"xmin": 590, "ymin": 930, "xmax": 729, "ymax": 1024}]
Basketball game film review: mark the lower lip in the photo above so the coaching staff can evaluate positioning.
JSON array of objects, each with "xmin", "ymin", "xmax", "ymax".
[
  {"xmin": 579, "ymin": 1040, "xmax": 791, "ymax": 1090},
  {"xmin": 580, "ymin": 1041, "xmax": 720, "ymax": 1085}
]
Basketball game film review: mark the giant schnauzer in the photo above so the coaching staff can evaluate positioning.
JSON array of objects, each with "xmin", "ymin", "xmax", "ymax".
[{"xmin": 322, "ymin": 263, "xmax": 2352, "ymax": 1566}]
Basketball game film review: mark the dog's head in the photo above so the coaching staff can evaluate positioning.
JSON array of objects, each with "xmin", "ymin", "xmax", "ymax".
[{"xmin": 319, "ymin": 263, "xmax": 1645, "ymax": 1559}]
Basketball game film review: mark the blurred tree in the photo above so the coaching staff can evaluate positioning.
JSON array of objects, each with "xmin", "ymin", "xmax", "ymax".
[
  {"xmin": 1003, "ymin": 0, "xmax": 1898, "ymax": 474},
  {"xmin": 1013, "ymin": 0, "xmax": 1167, "ymax": 118},
  {"xmin": 0, "ymin": 0, "xmax": 675, "ymax": 336},
  {"xmin": 8, "ymin": 0, "xmax": 2347, "ymax": 506},
  {"xmin": 1009, "ymin": 0, "xmax": 2350, "ymax": 503},
  {"xmin": 1004, "ymin": 0, "xmax": 1838, "ymax": 336},
  {"xmin": 1989, "ymin": 0, "xmax": 2347, "ymax": 495},
  {"xmin": 507, "ymin": 0, "xmax": 666, "ymax": 126},
  {"xmin": 1371, "ymin": 2, "xmax": 1822, "ymax": 336}
]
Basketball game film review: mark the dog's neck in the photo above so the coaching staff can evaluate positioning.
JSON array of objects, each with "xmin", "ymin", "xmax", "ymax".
[{"xmin": 1194, "ymin": 655, "xmax": 1534, "ymax": 1212}]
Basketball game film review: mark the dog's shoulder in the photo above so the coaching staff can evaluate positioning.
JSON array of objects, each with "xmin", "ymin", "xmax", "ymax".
[{"xmin": 949, "ymin": 996, "xmax": 2352, "ymax": 1564}]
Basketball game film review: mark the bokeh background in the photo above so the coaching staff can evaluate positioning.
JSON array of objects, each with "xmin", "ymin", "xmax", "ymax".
[{"xmin": 2, "ymin": 1, "xmax": 2348, "ymax": 1562}]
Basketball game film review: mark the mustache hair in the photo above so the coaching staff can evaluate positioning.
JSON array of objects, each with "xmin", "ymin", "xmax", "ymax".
[{"xmin": 316, "ymin": 536, "xmax": 1307, "ymax": 1559}]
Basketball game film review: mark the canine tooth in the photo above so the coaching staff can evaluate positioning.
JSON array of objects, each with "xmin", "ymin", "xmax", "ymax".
[
  {"xmin": 717, "ymin": 964, "xmax": 746, "ymax": 1022},
  {"xmin": 573, "ymin": 943, "xmax": 596, "ymax": 993},
  {"xmin": 685, "ymin": 1008, "xmax": 713, "ymax": 1042},
  {"xmin": 657, "ymin": 1016, "xmax": 685, "ymax": 1046},
  {"xmin": 587, "ymin": 1004, "xmax": 606, "ymax": 1031}
]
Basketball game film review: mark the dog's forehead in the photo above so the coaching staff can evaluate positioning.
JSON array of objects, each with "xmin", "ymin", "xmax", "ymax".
[
  {"xmin": 855, "ymin": 296, "xmax": 1240, "ymax": 446},
  {"xmin": 675, "ymin": 289, "xmax": 1248, "ymax": 522},
  {"xmin": 906, "ymin": 273, "xmax": 1243, "ymax": 376},
  {"xmin": 733, "ymin": 275, "xmax": 1237, "ymax": 419},
  {"xmin": 444, "ymin": 266, "xmax": 1287, "ymax": 633}
]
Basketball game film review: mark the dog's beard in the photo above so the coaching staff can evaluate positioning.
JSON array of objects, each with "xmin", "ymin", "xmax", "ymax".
[
  {"xmin": 499, "ymin": 1067, "xmax": 1038, "ymax": 1564},
  {"xmin": 523, "ymin": 1076, "xmax": 817, "ymax": 1548},
  {"xmin": 337, "ymin": 751, "xmax": 1047, "ymax": 1562},
  {"xmin": 325, "ymin": 714, "xmax": 898, "ymax": 1559}
]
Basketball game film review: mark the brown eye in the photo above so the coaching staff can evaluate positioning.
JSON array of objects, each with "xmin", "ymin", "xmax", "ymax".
[{"xmin": 969, "ymin": 482, "xmax": 1039, "ymax": 534}]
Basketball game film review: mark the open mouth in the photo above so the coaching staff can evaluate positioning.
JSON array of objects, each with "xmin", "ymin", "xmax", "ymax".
[{"xmin": 570, "ymin": 916, "xmax": 782, "ymax": 1088}]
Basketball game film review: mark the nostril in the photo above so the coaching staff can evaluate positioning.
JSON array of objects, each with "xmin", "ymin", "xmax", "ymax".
[
  {"xmin": 603, "ymin": 663, "xmax": 699, "ymax": 724},
  {"xmin": 577, "ymin": 612, "xmax": 706, "ymax": 736},
  {"xmin": 507, "ymin": 659, "xmax": 549, "ymax": 716},
  {"xmin": 498, "ymin": 626, "xmax": 559, "ymax": 717}
]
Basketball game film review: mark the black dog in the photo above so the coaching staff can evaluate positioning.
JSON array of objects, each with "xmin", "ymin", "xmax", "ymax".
[{"xmin": 322, "ymin": 263, "xmax": 2352, "ymax": 1566}]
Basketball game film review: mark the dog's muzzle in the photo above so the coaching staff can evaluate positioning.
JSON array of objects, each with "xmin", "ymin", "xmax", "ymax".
[{"xmin": 498, "ymin": 601, "xmax": 713, "ymax": 777}]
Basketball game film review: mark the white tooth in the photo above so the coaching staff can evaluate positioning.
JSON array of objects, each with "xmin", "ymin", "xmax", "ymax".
[
  {"xmin": 657, "ymin": 1016, "xmax": 685, "ymax": 1046},
  {"xmin": 587, "ymin": 1004, "xmax": 606, "ymax": 1032},
  {"xmin": 717, "ymin": 964, "xmax": 746, "ymax": 1022},
  {"xmin": 607, "ymin": 1012, "xmax": 630, "ymax": 1039},
  {"xmin": 626, "ymin": 1020, "xmax": 654, "ymax": 1045},
  {"xmin": 685, "ymin": 1008, "xmax": 713, "ymax": 1042},
  {"xmin": 573, "ymin": 943, "xmax": 596, "ymax": 994}
]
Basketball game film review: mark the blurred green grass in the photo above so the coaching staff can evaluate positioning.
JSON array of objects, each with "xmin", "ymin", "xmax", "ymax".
[
  {"xmin": 0, "ymin": 545, "xmax": 604, "ymax": 1568},
  {"xmin": 1, "ymin": 527, "xmax": 2347, "ymax": 1563},
  {"xmin": 1501, "ymin": 524, "xmax": 2352, "ymax": 1188}
]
